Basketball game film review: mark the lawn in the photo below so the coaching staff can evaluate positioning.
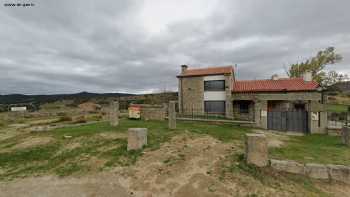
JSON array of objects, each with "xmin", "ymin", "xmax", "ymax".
[
  {"xmin": 270, "ymin": 134, "xmax": 350, "ymax": 166},
  {"xmin": 326, "ymin": 104, "xmax": 349, "ymax": 113},
  {"xmin": 0, "ymin": 118, "xmax": 250, "ymax": 180}
]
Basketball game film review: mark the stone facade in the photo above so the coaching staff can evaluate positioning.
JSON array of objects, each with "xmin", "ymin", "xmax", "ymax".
[
  {"xmin": 224, "ymin": 73, "xmax": 233, "ymax": 119},
  {"xmin": 233, "ymin": 101, "xmax": 255, "ymax": 121},
  {"xmin": 232, "ymin": 92, "xmax": 326, "ymax": 133},
  {"xmin": 179, "ymin": 76, "xmax": 204, "ymax": 114}
]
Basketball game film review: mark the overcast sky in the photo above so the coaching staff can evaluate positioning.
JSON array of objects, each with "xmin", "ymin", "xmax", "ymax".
[{"xmin": 1, "ymin": 0, "xmax": 349, "ymax": 95}]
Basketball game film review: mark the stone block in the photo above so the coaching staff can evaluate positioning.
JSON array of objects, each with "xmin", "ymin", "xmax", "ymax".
[
  {"xmin": 270, "ymin": 159, "xmax": 305, "ymax": 175},
  {"xmin": 342, "ymin": 126, "xmax": 350, "ymax": 146},
  {"xmin": 168, "ymin": 101, "xmax": 176, "ymax": 129},
  {"xmin": 128, "ymin": 128, "xmax": 147, "ymax": 151},
  {"xmin": 305, "ymin": 163, "xmax": 329, "ymax": 179},
  {"xmin": 245, "ymin": 133, "xmax": 268, "ymax": 167},
  {"xmin": 109, "ymin": 101, "xmax": 119, "ymax": 126},
  {"xmin": 327, "ymin": 164, "xmax": 350, "ymax": 184}
]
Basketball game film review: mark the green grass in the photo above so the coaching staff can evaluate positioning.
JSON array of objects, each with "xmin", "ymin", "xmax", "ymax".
[
  {"xmin": 0, "ymin": 118, "xmax": 250, "ymax": 180},
  {"xmin": 270, "ymin": 134, "xmax": 350, "ymax": 165},
  {"xmin": 327, "ymin": 104, "xmax": 349, "ymax": 113}
]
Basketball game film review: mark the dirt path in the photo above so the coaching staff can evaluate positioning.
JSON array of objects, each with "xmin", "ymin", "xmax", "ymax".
[{"xmin": 0, "ymin": 133, "xmax": 348, "ymax": 197}]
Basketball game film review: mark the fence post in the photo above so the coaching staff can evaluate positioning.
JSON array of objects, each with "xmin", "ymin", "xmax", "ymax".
[
  {"xmin": 109, "ymin": 101, "xmax": 119, "ymax": 126},
  {"xmin": 168, "ymin": 101, "xmax": 176, "ymax": 129},
  {"xmin": 245, "ymin": 133, "xmax": 268, "ymax": 167}
]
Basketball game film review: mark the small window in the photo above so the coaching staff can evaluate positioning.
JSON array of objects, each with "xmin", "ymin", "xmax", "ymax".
[
  {"xmin": 204, "ymin": 101, "xmax": 225, "ymax": 114},
  {"xmin": 204, "ymin": 80, "xmax": 225, "ymax": 91},
  {"xmin": 240, "ymin": 102, "xmax": 250, "ymax": 113}
]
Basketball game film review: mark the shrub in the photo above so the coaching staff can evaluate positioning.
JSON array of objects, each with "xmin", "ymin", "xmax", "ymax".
[{"xmin": 58, "ymin": 116, "xmax": 73, "ymax": 122}]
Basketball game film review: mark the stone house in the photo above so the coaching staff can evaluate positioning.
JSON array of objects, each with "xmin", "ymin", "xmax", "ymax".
[{"xmin": 177, "ymin": 65, "xmax": 327, "ymax": 133}]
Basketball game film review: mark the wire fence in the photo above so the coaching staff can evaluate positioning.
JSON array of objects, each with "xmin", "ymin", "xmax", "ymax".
[{"xmin": 177, "ymin": 108, "xmax": 229, "ymax": 120}]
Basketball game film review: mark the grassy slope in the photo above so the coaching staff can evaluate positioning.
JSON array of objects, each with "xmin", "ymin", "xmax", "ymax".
[
  {"xmin": 0, "ymin": 119, "xmax": 250, "ymax": 180},
  {"xmin": 270, "ymin": 134, "xmax": 350, "ymax": 165}
]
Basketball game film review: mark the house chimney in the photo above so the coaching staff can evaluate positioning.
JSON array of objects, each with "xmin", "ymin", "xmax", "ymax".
[
  {"xmin": 181, "ymin": 65, "xmax": 188, "ymax": 74},
  {"xmin": 271, "ymin": 74, "xmax": 279, "ymax": 80},
  {"xmin": 302, "ymin": 71, "xmax": 312, "ymax": 82}
]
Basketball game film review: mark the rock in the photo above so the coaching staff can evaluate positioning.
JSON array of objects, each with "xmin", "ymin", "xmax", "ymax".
[
  {"xmin": 305, "ymin": 163, "xmax": 329, "ymax": 179},
  {"xmin": 127, "ymin": 128, "xmax": 147, "ymax": 151},
  {"xmin": 270, "ymin": 159, "xmax": 305, "ymax": 175},
  {"xmin": 327, "ymin": 164, "xmax": 350, "ymax": 184},
  {"xmin": 245, "ymin": 133, "xmax": 268, "ymax": 167},
  {"xmin": 64, "ymin": 135, "xmax": 73, "ymax": 139}
]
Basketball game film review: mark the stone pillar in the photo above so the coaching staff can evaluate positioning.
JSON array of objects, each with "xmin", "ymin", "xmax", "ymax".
[
  {"xmin": 109, "ymin": 101, "xmax": 119, "ymax": 126},
  {"xmin": 225, "ymin": 74, "xmax": 233, "ymax": 119},
  {"xmin": 245, "ymin": 133, "xmax": 268, "ymax": 167},
  {"xmin": 178, "ymin": 78, "xmax": 183, "ymax": 114},
  {"xmin": 127, "ymin": 128, "xmax": 147, "ymax": 151},
  {"xmin": 168, "ymin": 101, "xmax": 176, "ymax": 129},
  {"xmin": 254, "ymin": 100, "xmax": 261, "ymax": 128},
  {"xmin": 308, "ymin": 101, "xmax": 326, "ymax": 134},
  {"xmin": 259, "ymin": 100, "xmax": 268, "ymax": 129},
  {"xmin": 342, "ymin": 126, "xmax": 349, "ymax": 147}
]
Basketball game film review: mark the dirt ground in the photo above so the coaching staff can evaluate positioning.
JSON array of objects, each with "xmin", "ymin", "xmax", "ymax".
[{"xmin": 1, "ymin": 132, "xmax": 349, "ymax": 197}]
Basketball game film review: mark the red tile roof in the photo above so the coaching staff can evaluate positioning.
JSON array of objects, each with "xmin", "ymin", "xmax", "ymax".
[
  {"xmin": 177, "ymin": 66, "xmax": 233, "ymax": 77},
  {"xmin": 232, "ymin": 78, "xmax": 319, "ymax": 93}
]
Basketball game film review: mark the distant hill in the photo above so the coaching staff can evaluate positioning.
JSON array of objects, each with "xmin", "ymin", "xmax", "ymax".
[{"xmin": 0, "ymin": 92, "xmax": 134, "ymax": 105}]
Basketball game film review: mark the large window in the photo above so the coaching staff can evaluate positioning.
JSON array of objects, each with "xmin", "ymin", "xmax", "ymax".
[
  {"xmin": 204, "ymin": 80, "xmax": 225, "ymax": 91},
  {"xmin": 204, "ymin": 101, "xmax": 225, "ymax": 114}
]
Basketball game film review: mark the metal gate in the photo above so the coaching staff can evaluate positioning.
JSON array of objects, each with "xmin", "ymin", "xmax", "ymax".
[{"xmin": 267, "ymin": 111, "xmax": 308, "ymax": 133}]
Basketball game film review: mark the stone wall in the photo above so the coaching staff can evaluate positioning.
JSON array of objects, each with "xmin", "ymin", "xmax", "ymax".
[
  {"xmin": 179, "ymin": 76, "xmax": 204, "ymax": 114},
  {"xmin": 233, "ymin": 101, "xmax": 255, "ymax": 121},
  {"xmin": 232, "ymin": 92, "xmax": 322, "ymax": 101},
  {"xmin": 138, "ymin": 104, "xmax": 167, "ymax": 121},
  {"xmin": 270, "ymin": 159, "xmax": 350, "ymax": 184}
]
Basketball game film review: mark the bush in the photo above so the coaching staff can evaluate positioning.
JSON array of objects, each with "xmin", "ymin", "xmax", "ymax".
[{"xmin": 58, "ymin": 116, "xmax": 73, "ymax": 122}]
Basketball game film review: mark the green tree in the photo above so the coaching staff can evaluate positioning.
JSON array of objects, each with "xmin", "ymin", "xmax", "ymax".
[{"xmin": 287, "ymin": 47, "xmax": 345, "ymax": 86}]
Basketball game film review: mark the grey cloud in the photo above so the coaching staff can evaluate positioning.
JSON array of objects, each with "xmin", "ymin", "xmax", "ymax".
[{"xmin": 0, "ymin": 0, "xmax": 349, "ymax": 95}]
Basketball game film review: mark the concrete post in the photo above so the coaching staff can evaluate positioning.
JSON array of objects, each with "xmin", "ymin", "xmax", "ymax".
[
  {"xmin": 342, "ymin": 126, "xmax": 349, "ymax": 147},
  {"xmin": 225, "ymin": 74, "xmax": 233, "ymax": 119},
  {"xmin": 109, "ymin": 101, "xmax": 119, "ymax": 126},
  {"xmin": 245, "ymin": 133, "xmax": 268, "ymax": 167},
  {"xmin": 260, "ymin": 101, "xmax": 268, "ymax": 129},
  {"xmin": 168, "ymin": 101, "xmax": 176, "ymax": 129},
  {"xmin": 127, "ymin": 128, "xmax": 147, "ymax": 151}
]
